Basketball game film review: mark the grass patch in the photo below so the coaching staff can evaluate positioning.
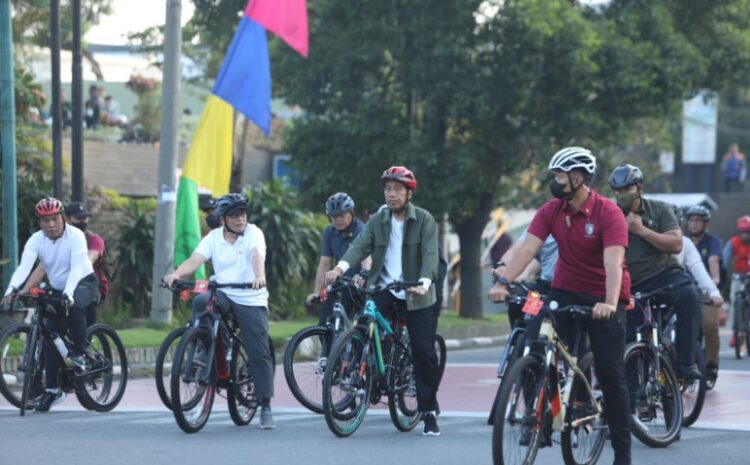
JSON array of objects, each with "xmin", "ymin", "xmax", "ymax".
[{"xmin": 117, "ymin": 318, "xmax": 318, "ymax": 349}]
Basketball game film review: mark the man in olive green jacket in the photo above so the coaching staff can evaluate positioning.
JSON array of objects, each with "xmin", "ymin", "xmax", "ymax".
[{"xmin": 326, "ymin": 166, "xmax": 441, "ymax": 436}]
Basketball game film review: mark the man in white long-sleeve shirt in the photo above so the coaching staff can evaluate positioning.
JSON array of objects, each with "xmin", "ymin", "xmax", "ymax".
[{"xmin": 2, "ymin": 198, "xmax": 100, "ymax": 412}]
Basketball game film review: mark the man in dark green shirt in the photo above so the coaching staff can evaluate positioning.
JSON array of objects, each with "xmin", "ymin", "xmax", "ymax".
[
  {"xmin": 325, "ymin": 166, "xmax": 441, "ymax": 436},
  {"xmin": 610, "ymin": 164, "xmax": 701, "ymax": 380}
]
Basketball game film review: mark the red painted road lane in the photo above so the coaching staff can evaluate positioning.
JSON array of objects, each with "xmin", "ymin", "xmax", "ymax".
[{"xmin": 2, "ymin": 364, "xmax": 749, "ymax": 431}]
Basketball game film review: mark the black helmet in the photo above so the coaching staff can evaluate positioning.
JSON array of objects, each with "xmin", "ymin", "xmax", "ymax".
[
  {"xmin": 685, "ymin": 205, "xmax": 711, "ymax": 222},
  {"xmin": 325, "ymin": 193, "xmax": 355, "ymax": 217},
  {"xmin": 215, "ymin": 193, "xmax": 248, "ymax": 218},
  {"xmin": 609, "ymin": 164, "xmax": 644, "ymax": 190}
]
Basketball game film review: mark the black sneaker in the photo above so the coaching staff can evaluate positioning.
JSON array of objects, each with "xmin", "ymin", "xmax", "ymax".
[
  {"xmin": 676, "ymin": 364, "xmax": 702, "ymax": 381},
  {"xmin": 34, "ymin": 390, "xmax": 65, "ymax": 413},
  {"xmin": 422, "ymin": 412, "xmax": 440, "ymax": 436}
]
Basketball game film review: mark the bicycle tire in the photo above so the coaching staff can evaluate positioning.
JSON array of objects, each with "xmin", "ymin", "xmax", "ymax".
[
  {"xmin": 155, "ymin": 326, "xmax": 187, "ymax": 410},
  {"xmin": 322, "ymin": 327, "xmax": 372, "ymax": 437},
  {"xmin": 170, "ymin": 326, "xmax": 216, "ymax": 433},
  {"xmin": 388, "ymin": 333, "xmax": 422, "ymax": 431},
  {"xmin": 20, "ymin": 324, "xmax": 42, "ymax": 417},
  {"xmin": 75, "ymin": 324, "xmax": 128, "ymax": 412},
  {"xmin": 561, "ymin": 353, "xmax": 607, "ymax": 465},
  {"xmin": 0, "ymin": 323, "xmax": 44, "ymax": 409},
  {"xmin": 435, "ymin": 333, "xmax": 447, "ymax": 386},
  {"xmin": 492, "ymin": 354, "xmax": 544, "ymax": 465},
  {"xmin": 488, "ymin": 328, "xmax": 526, "ymax": 425},
  {"xmin": 283, "ymin": 325, "xmax": 330, "ymax": 414},
  {"xmin": 624, "ymin": 342, "xmax": 682, "ymax": 448},
  {"xmin": 227, "ymin": 339, "xmax": 258, "ymax": 426},
  {"xmin": 681, "ymin": 340, "xmax": 707, "ymax": 427},
  {"xmin": 733, "ymin": 299, "xmax": 748, "ymax": 359}
]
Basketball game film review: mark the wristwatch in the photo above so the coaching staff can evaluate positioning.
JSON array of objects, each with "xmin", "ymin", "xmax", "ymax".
[
  {"xmin": 494, "ymin": 261, "xmax": 506, "ymax": 269},
  {"xmin": 493, "ymin": 275, "xmax": 510, "ymax": 287}
]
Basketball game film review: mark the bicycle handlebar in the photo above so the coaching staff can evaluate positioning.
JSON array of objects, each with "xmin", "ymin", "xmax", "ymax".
[
  {"xmin": 364, "ymin": 280, "xmax": 423, "ymax": 295},
  {"xmin": 165, "ymin": 279, "xmax": 254, "ymax": 292},
  {"xmin": 633, "ymin": 279, "xmax": 693, "ymax": 302}
]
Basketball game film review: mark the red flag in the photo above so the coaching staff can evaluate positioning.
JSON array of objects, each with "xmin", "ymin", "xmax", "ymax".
[{"xmin": 246, "ymin": 0, "xmax": 309, "ymax": 58}]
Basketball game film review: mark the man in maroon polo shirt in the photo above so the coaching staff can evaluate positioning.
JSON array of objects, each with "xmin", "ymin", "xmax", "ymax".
[{"xmin": 489, "ymin": 147, "xmax": 632, "ymax": 465}]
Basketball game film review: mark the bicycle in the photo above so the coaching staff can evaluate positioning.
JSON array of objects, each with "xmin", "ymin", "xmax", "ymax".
[
  {"xmin": 492, "ymin": 301, "xmax": 606, "ymax": 465},
  {"xmin": 487, "ymin": 281, "xmax": 545, "ymax": 425},
  {"xmin": 625, "ymin": 282, "xmax": 693, "ymax": 447},
  {"xmin": 166, "ymin": 279, "xmax": 265, "ymax": 433},
  {"xmin": 155, "ymin": 321, "xmax": 275, "ymax": 411},
  {"xmin": 732, "ymin": 274, "xmax": 750, "ymax": 360},
  {"xmin": 0, "ymin": 286, "xmax": 128, "ymax": 416},
  {"xmin": 321, "ymin": 280, "xmax": 446, "ymax": 437}
]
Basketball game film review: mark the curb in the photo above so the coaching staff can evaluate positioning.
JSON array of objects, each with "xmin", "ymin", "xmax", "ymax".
[{"xmin": 443, "ymin": 334, "xmax": 508, "ymax": 352}]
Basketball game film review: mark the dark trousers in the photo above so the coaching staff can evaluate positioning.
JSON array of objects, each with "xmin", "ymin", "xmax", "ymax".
[
  {"xmin": 372, "ymin": 290, "xmax": 440, "ymax": 412},
  {"xmin": 44, "ymin": 274, "xmax": 100, "ymax": 389},
  {"xmin": 630, "ymin": 268, "xmax": 698, "ymax": 368},
  {"xmin": 192, "ymin": 292, "xmax": 274, "ymax": 399},
  {"xmin": 526, "ymin": 289, "xmax": 631, "ymax": 463}
]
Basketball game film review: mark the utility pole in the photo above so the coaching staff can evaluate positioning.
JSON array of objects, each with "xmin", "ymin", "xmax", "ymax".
[
  {"xmin": 71, "ymin": 0, "xmax": 84, "ymax": 202},
  {"xmin": 150, "ymin": 0, "xmax": 182, "ymax": 324},
  {"xmin": 1, "ymin": 0, "xmax": 18, "ymax": 289},
  {"xmin": 50, "ymin": 0, "xmax": 63, "ymax": 198}
]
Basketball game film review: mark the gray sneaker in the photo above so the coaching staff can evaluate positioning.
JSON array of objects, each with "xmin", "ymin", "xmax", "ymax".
[{"xmin": 260, "ymin": 406, "xmax": 275, "ymax": 430}]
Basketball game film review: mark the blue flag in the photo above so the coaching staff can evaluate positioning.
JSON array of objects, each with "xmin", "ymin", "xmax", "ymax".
[{"xmin": 212, "ymin": 17, "xmax": 272, "ymax": 135}]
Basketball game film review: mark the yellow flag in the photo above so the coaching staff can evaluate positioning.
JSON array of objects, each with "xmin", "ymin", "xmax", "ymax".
[{"xmin": 182, "ymin": 95, "xmax": 234, "ymax": 196}]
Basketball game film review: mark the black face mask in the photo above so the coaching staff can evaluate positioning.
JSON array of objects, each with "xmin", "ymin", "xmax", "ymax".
[
  {"xmin": 550, "ymin": 179, "xmax": 574, "ymax": 200},
  {"xmin": 205, "ymin": 213, "xmax": 221, "ymax": 229},
  {"xmin": 72, "ymin": 221, "xmax": 88, "ymax": 232}
]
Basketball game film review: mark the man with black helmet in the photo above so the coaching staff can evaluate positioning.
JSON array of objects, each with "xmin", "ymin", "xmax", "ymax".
[
  {"xmin": 489, "ymin": 147, "xmax": 633, "ymax": 465},
  {"xmin": 325, "ymin": 166, "xmax": 441, "ymax": 436},
  {"xmin": 609, "ymin": 164, "xmax": 702, "ymax": 381},
  {"xmin": 306, "ymin": 193, "xmax": 370, "ymax": 325},
  {"xmin": 685, "ymin": 205, "xmax": 723, "ymax": 384},
  {"xmin": 163, "ymin": 193, "xmax": 276, "ymax": 429},
  {"xmin": 2, "ymin": 198, "xmax": 100, "ymax": 412}
]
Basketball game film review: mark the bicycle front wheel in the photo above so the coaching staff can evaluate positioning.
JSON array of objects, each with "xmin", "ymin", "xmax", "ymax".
[
  {"xmin": 170, "ymin": 327, "xmax": 216, "ymax": 433},
  {"xmin": 0, "ymin": 323, "xmax": 44, "ymax": 410},
  {"xmin": 322, "ymin": 327, "xmax": 372, "ymax": 437},
  {"xmin": 19, "ymin": 324, "xmax": 44, "ymax": 416},
  {"xmin": 681, "ymin": 340, "xmax": 707, "ymax": 427},
  {"xmin": 283, "ymin": 325, "xmax": 331, "ymax": 414},
  {"xmin": 492, "ymin": 354, "xmax": 545, "ymax": 465},
  {"xmin": 227, "ymin": 339, "xmax": 258, "ymax": 426},
  {"xmin": 560, "ymin": 353, "xmax": 607, "ymax": 465},
  {"xmin": 388, "ymin": 334, "xmax": 422, "ymax": 431},
  {"xmin": 155, "ymin": 326, "xmax": 187, "ymax": 410},
  {"xmin": 625, "ymin": 342, "xmax": 682, "ymax": 448}
]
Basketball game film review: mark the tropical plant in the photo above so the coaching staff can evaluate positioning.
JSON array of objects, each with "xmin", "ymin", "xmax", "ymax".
[{"xmin": 244, "ymin": 180, "xmax": 323, "ymax": 319}]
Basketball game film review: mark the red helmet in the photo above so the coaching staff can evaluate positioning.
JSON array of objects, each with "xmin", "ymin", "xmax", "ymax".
[
  {"xmin": 35, "ymin": 197, "xmax": 64, "ymax": 218},
  {"xmin": 737, "ymin": 215, "xmax": 750, "ymax": 232},
  {"xmin": 380, "ymin": 166, "xmax": 417, "ymax": 192}
]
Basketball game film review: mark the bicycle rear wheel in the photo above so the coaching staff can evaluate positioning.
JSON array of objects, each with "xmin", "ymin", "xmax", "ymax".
[
  {"xmin": 322, "ymin": 327, "xmax": 372, "ymax": 437},
  {"xmin": 283, "ymin": 325, "xmax": 330, "ymax": 414},
  {"xmin": 155, "ymin": 326, "xmax": 187, "ymax": 410},
  {"xmin": 492, "ymin": 354, "xmax": 544, "ymax": 465},
  {"xmin": 388, "ymin": 334, "xmax": 422, "ymax": 431},
  {"xmin": 170, "ymin": 327, "xmax": 216, "ymax": 433},
  {"xmin": 681, "ymin": 340, "xmax": 706, "ymax": 427},
  {"xmin": 561, "ymin": 353, "xmax": 607, "ymax": 465},
  {"xmin": 435, "ymin": 333, "xmax": 447, "ymax": 385},
  {"xmin": 0, "ymin": 323, "xmax": 44, "ymax": 410},
  {"xmin": 76, "ymin": 324, "xmax": 128, "ymax": 412},
  {"xmin": 227, "ymin": 339, "xmax": 258, "ymax": 426},
  {"xmin": 625, "ymin": 342, "xmax": 682, "ymax": 448}
]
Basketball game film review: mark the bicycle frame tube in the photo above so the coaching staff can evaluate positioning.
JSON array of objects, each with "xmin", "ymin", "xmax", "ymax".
[{"xmin": 497, "ymin": 327, "xmax": 525, "ymax": 378}]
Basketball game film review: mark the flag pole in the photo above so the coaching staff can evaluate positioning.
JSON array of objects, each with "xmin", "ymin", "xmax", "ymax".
[{"xmin": 150, "ymin": 0, "xmax": 182, "ymax": 324}]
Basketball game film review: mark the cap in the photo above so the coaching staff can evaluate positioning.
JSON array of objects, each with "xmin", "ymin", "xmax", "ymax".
[{"xmin": 66, "ymin": 201, "xmax": 90, "ymax": 218}]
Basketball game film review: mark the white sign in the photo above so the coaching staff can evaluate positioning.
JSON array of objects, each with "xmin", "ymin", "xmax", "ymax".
[
  {"xmin": 659, "ymin": 150, "xmax": 675, "ymax": 174},
  {"xmin": 682, "ymin": 91, "xmax": 718, "ymax": 164}
]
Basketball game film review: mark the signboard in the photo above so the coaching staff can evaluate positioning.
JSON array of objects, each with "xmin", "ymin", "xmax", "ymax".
[
  {"xmin": 273, "ymin": 154, "xmax": 300, "ymax": 188},
  {"xmin": 682, "ymin": 91, "xmax": 718, "ymax": 164}
]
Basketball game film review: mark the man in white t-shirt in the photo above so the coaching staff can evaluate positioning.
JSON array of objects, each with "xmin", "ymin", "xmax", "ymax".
[
  {"xmin": 3, "ymin": 198, "xmax": 100, "ymax": 412},
  {"xmin": 163, "ymin": 193, "xmax": 275, "ymax": 429}
]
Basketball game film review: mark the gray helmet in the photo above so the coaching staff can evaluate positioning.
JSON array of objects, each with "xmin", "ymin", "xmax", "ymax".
[
  {"xmin": 215, "ymin": 193, "xmax": 248, "ymax": 218},
  {"xmin": 325, "ymin": 192, "xmax": 355, "ymax": 217},
  {"xmin": 609, "ymin": 164, "xmax": 644, "ymax": 190},
  {"xmin": 685, "ymin": 205, "xmax": 710, "ymax": 222}
]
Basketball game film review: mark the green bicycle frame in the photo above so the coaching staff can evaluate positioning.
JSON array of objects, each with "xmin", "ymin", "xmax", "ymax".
[{"xmin": 362, "ymin": 299, "xmax": 395, "ymax": 377}]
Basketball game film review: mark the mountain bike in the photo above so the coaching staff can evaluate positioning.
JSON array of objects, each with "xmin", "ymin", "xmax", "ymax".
[
  {"xmin": 322, "ymin": 281, "xmax": 445, "ymax": 437},
  {"xmin": 492, "ymin": 301, "xmax": 606, "ymax": 465},
  {"xmin": 732, "ymin": 274, "xmax": 750, "ymax": 359},
  {"xmin": 0, "ymin": 286, "xmax": 128, "ymax": 415}
]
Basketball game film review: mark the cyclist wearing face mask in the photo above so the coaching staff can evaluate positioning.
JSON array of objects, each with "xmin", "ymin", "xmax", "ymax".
[{"xmin": 609, "ymin": 164, "xmax": 702, "ymax": 381}]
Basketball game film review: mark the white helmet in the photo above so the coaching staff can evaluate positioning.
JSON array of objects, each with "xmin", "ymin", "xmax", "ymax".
[{"xmin": 548, "ymin": 147, "xmax": 596, "ymax": 175}]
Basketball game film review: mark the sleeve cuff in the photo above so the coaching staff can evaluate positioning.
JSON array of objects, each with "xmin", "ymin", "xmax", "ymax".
[
  {"xmin": 419, "ymin": 278, "xmax": 432, "ymax": 290},
  {"xmin": 337, "ymin": 261, "xmax": 351, "ymax": 273}
]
